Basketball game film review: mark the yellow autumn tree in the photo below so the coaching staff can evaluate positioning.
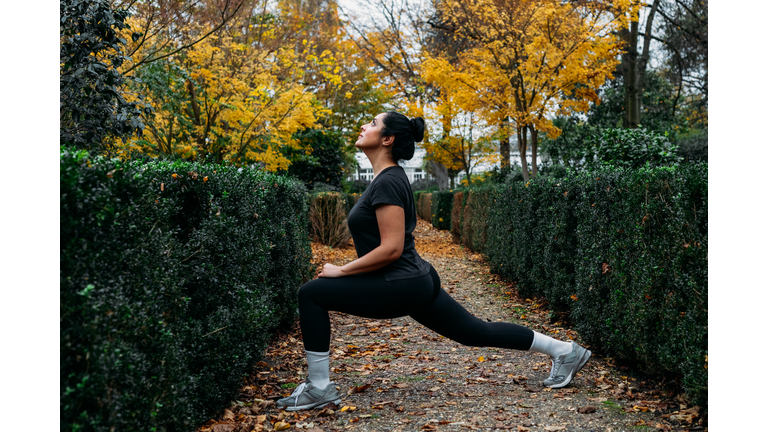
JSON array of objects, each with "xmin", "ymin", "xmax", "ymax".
[
  {"xmin": 436, "ymin": 0, "xmax": 635, "ymax": 180},
  {"xmin": 115, "ymin": 0, "xmax": 352, "ymax": 170},
  {"xmin": 420, "ymin": 55, "xmax": 501, "ymax": 185}
]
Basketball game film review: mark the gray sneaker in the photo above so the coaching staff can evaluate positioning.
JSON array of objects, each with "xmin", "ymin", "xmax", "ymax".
[
  {"xmin": 275, "ymin": 381, "xmax": 342, "ymax": 411},
  {"xmin": 543, "ymin": 342, "xmax": 591, "ymax": 388}
]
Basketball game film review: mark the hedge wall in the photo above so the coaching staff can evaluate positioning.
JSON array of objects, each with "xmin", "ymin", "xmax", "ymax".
[
  {"xmin": 483, "ymin": 163, "xmax": 708, "ymax": 408},
  {"xmin": 450, "ymin": 191, "xmax": 466, "ymax": 244},
  {"xmin": 61, "ymin": 148, "xmax": 313, "ymax": 431},
  {"xmin": 430, "ymin": 190, "xmax": 455, "ymax": 230},
  {"xmin": 416, "ymin": 192, "xmax": 432, "ymax": 223},
  {"xmin": 461, "ymin": 188, "xmax": 494, "ymax": 253}
]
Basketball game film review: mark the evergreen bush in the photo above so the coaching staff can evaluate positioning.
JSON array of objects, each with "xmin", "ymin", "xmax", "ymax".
[
  {"xmin": 450, "ymin": 192, "xmax": 466, "ymax": 244},
  {"xmin": 483, "ymin": 163, "xmax": 707, "ymax": 408},
  {"xmin": 417, "ymin": 193, "xmax": 432, "ymax": 223},
  {"xmin": 461, "ymin": 189, "xmax": 494, "ymax": 252},
  {"xmin": 430, "ymin": 190, "xmax": 455, "ymax": 230},
  {"xmin": 60, "ymin": 148, "xmax": 312, "ymax": 431}
]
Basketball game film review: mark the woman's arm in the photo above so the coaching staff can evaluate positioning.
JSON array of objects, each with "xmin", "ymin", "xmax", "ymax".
[{"xmin": 317, "ymin": 204, "xmax": 404, "ymax": 278}]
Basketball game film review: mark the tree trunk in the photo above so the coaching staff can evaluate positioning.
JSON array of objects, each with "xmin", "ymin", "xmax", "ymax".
[
  {"xmin": 186, "ymin": 79, "xmax": 206, "ymax": 147},
  {"xmin": 621, "ymin": 21, "xmax": 639, "ymax": 128},
  {"xmin": 636, "ymin": 0, "xmax": 660, "ymax": 126},
  {"xmin": 529, "ymin": 125, "xmax": 539, "ymax": 178},
  {"xmin": 500, "ymin": 117, "xmax": 511, "ymax": 171},
  {"xmin": 517, "ymin": 125, "xmax": 529, "ymax": 182},
  {"xmin": 428, "ymin": 160, "xmax": 450, "ymax": 191}
]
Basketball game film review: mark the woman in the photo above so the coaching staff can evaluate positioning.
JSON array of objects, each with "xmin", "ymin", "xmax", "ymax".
[{"xmin": 276, "ymin": 112, "xmax": 590, "ymax": 411}]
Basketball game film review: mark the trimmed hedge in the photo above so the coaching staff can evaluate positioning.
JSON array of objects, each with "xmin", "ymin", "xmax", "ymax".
[
  {"xmin": 416, "ymin": 192, "xmax": 432, "ymax": 223},
  {"xmin": 61, "ymin": 148, "xmax": 313, "ymax": 431},
  {"xmin": 430, "ymin": 190, "xmax": 455, "ymax": 230},
  {"xmin": 461, "ymin": 188, "xmax": 494, "ymax": 253},
  {"xmin": 483, "ymin": 163, "xmax": 707, "ymax": 408},
  {"xmin": 450, "ymin": 191, "xmax": 466, "ymax": 244}
]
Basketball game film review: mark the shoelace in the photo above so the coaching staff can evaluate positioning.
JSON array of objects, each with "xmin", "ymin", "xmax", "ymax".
[
  {"xmin": 549, "ymin": 356, "xmax": 564, "ymax": 380},
  {"xmin": 289, "ymin": 382, "xmax": 308, "ymax": 408}
]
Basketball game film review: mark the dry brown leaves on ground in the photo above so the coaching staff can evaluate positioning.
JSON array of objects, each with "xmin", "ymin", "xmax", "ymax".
[{"xmin": 198, "ymin": 218, "xmax": 705, "ymax": 432}]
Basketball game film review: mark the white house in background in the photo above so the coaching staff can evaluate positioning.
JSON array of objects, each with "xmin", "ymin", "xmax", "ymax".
[
  {"xmin": 348, "ymin": 145, "xmax": 544, "ymax": 185},
  {"xmin": 350, "ymin": 148, "xmax": 428, "ymax": 183}
]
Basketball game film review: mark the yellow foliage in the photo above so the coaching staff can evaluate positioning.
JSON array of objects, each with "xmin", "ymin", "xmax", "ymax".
[
  {"xmin": 433, "ymin": 0, "xmax": 633, "ymax": 141},
  {"xmin": 115, "ymin": 1, "xmax": 359, "ymax": 168}
]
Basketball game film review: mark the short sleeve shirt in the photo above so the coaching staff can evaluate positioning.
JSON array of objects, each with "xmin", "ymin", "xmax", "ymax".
[{"xmin": 347, "ymin": 165, "xmax": 430, "ymax": 281}]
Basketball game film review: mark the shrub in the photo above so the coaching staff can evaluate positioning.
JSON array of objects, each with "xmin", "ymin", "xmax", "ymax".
[
  {"xmin": 675, "ymin": 129, "xmax": 708, "ymax": 162},
  {"xmin": 309, "ymin": 192, "xmax": 352, "ymax": 248},
  {"xmin": 60, "ymin": 0, "xmax": 151, "ymax": 149},
  {"xmin": 283, "ymin": 129, "xmax": 346, "ymax": 191},
  {"xmin": 587, "ymin": 127, "xmax": 681, "ymax": 169},
  {"xmin": 417, "ymin": 193, "xmax": 432, "ymax": 223},
  {"xmin": 461, "ymin": 189, "xmax": 494, "ymax": 252},
  {"xmin": 60, "ymin": 148, "xmax": 312, "ymax": 431},
  {"xmin": 430, "ymin": 190, "xmax": 455, "ymax": 230},
  {"xmin": 450, "ymin": 191, "xmax": 466, "ymax": 244},
  {"xmin": 483, "ymin": 163, "xmax": 707, "ymax": 408}
]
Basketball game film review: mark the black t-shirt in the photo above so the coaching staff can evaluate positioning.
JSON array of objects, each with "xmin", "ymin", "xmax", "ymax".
[{"xmin": 347, "ymin": 165, "xmax": 430, "ymax": 281}]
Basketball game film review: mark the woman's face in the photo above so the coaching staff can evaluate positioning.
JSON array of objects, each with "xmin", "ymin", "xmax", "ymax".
[{"xmin": 355, "ymin": 113, "xmax": 389, "ymax": 150}]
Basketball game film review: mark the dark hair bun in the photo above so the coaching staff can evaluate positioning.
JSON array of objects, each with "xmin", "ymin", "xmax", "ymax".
[
  {"xmin": 381, "ymin": 111, "xmax": 422, "ymax": 162},
  {"xmin": 410, "ymin": 117, "xmax": 425, "ymax": 142}
]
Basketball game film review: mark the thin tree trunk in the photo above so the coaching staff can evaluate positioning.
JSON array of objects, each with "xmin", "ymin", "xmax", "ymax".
[
  {"xmin": 529, "ymin": 125, "xmax": 538, "ymax": 178},
  {"xmin": 428, "ymin": 160, "xmax": 450, "ymax": 191},
  {"xmin": 621, "ymin": 21, "xmax": 639, "ymax": 128},
  {"xmin": 500, "ymin": 117, "xmax": 511, "ymax": 171},
  {"xmin": 517, "ymin": 125, "xmax": 529, "ymax": 182},
  {"xmin": 636, "ymin": 0, "xmax": 661, "ymax": 125}
]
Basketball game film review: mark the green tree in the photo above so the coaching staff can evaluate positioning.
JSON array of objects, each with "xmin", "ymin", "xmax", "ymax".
[
  {"xmin": 60, "ymin": 0, "xmax": 151, "ymax": 151},
  {"xmin": 586, "ymin": 127, "xmax": 680, "ymax": 169},
  {"xmin": 283, "ymin": 129, "xmax": 347, "ymax": 191}
]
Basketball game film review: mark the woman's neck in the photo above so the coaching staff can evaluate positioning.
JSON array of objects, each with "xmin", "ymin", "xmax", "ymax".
[{"xmin": 364, "ymin": 149, "xmax": 397, "ymax": 179}]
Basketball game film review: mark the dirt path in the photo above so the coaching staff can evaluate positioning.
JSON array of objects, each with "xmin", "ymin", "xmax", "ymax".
[{"xmin": 199, "ymin": 220, "xmax": 704, "ymax": 432}]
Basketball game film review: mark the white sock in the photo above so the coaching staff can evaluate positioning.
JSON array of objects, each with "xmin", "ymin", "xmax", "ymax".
[
  {"xmin": 528, "ymin": 331, "xmax": 573, "ymax": 358},
  {"xmin": 305, "ymin": 350, "xmax": 330, "ymax": 390}
]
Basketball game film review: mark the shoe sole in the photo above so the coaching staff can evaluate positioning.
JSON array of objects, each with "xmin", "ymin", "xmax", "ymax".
[
  {"xmin": 283, "ymin": 398, "xmax": 342, "ymax": 411},
  {"xmin": 547, "ymin": 349, "xmax": 592, "ymax": 389}
]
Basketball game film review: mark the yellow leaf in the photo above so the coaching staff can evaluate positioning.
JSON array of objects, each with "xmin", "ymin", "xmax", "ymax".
[{"xmin": 274, "ymin": 421, "xmax": 291, "ymax": 430}]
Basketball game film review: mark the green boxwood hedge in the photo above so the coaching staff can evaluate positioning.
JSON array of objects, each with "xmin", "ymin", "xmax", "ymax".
[
  {"xmin": 430, "ymin": 190, "xmax": 455, "ymax": 230},
  {"xmin": 461, "ymin": 188, "xmax": 494, "ymax": 253},
  {"xmin": 60, "ymin": 148, "xmax": 312, "ymax": 431},
  {"xmin": 484, "ymin": 163, "xmax": 707, "ymax": 408},
  {"xmin": 450, "ymin": 191, "xmax": 466, "ymax": 244}
]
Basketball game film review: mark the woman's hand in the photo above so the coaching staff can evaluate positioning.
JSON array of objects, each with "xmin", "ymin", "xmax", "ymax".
[{"xmin": 317, "ymin": 263, "xmax": 344, "ymax": 278}]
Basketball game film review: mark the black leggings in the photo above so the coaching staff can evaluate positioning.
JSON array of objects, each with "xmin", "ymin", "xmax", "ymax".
[{"xmin": 298, "ymin": 264, "xmax": 534, "ymax": 352}]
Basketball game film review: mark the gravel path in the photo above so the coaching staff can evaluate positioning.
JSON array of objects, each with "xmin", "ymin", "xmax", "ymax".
[{"xmin": 199, "ymin": 220, "xmax": 704, "ymax": 432}]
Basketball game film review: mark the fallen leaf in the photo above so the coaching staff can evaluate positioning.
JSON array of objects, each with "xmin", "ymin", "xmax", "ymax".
[
  {"xmin": 256, "ymin": 415, "xmax": 267, "ymax": 422},
  {"xmin": 274, "ymin": 422, "xmax": 291, "ymax": 430},
  {"xmin": 543, "ymin": 426, "xmax": 566, "ymax": 431},
  {"xmin": 517, "ymin": 426, "xmax": 530, "ymax": 432},
  {"xmin": 352, "ymin": 384, "xmax": 371, "ymax": 393},
  {"xmin": 577, "ymin": 406, "xmax": 597, "ymax": 414},
  {"xmin": 478, "ymin": 356, "xmax": 485, "ymax": 362},
  {"xmin": 669, "ymin": 414, "xmax": 695, "ymax": 423},
  {"xmin": 222, "ymin": 409, "xmax": 235, "ymax": 420}
]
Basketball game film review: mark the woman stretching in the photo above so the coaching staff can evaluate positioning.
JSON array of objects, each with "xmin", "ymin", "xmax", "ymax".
[{"xmin": 276, "ymin": 112, "xmax": 591, "ymax": 411}]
